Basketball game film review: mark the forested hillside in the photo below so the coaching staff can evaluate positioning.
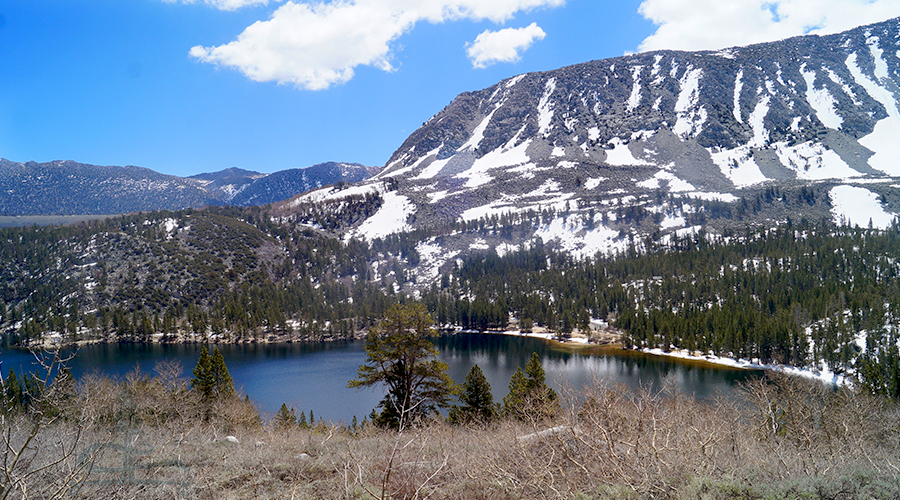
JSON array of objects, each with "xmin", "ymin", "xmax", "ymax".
[
  {"xmin": 424, "ymin": 220, "xmax": 900, "ymax": 398},
  {"xmin": 1, "ymin": 204, "xmax": 899, "ymax": 399}
]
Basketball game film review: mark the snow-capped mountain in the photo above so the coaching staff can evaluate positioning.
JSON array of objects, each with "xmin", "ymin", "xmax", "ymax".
[
  {"xmin": 0, "ymin": 159, "xmax": 378, "ymax": 215},
  {"xmin": 290, "ymin": 16, "xmax": 900, "ymax": 264}
]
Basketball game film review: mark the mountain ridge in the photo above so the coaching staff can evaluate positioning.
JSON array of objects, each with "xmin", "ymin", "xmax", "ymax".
[
  {"xmin": 0, "ymin": 158, "xmax": 379, "ymax": 215},
  {"xmin": 283, "ymin": 16, "xmax": 900, "ymax": 269}
]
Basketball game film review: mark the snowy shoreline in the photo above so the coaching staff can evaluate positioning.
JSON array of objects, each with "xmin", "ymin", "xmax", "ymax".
[
  {"xmin": 639, "ymin": 347, "xmax": 853, "ymax": 387},
  {"xmin": 485, "ymin": 329, "xmax": 852, "ymax": 387}
]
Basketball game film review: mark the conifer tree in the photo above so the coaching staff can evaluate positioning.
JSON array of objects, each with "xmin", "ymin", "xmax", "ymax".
[
  {"xmin": 348, "ymin": 303, "xmax": 457, "ymax": 428},
  {"xmin": 503, "ymin": 353, "xmax": 559, "ymax": 420},
  {"xmin": 449, "ymin": 364, "xmax": 499, "ymax": 425},
  {"xmin": 502, "ymin": 367, "xmax": 529, "ymax": 417},
  {"xmin": 191, "ymin": 345, "xmax": 214, "ymax": 401},
  {"xmin": 3, "ymin": 369, "xmax": 22, "ymax": 411},
  {"xmin": 274, "ymin": 403, "xmax": 297, "ymax": 430},
  {"xmin": 191, "ymin": 345, "xmax": 235, "ymax": 402},
  {"xmin": 210, "ymin": 347, "xmax": 235, "ymax": 399}
]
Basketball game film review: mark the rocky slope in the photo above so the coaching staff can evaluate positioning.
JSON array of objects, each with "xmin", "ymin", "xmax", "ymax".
[{"xmin": 288, "ymin": 16, "xmax": 900, "ymax": 273}]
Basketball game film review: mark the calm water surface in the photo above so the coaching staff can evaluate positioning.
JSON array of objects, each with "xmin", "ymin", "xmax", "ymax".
[{"xmin": 0, "ymin": 334, "xmax": 761, "ymax": 423}]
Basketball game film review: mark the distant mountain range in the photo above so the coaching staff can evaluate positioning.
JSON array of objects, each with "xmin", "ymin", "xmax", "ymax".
[
  {"xmin": 0, "ymin": 159, "xmax": 379, "ymax": 215},
  {"xmin": 5, "ymin": 17, "xmax": 900, "ymax": 258}
]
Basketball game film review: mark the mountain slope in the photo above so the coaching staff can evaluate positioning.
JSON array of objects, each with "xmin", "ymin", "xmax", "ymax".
[
  {"xmin": 293, "ymin": 16, "xmax": 900, "ymax": 265},
  {"xmin": 0, "ymin": 160, "xmax": 378, "ymax": 215},
  {"xmin": 0, "ymin": 159, "xmax": 216, "ymax": 215},
  {"xmin": 228, "ymin": 162, "xmax": 379, "ymax": 206}
]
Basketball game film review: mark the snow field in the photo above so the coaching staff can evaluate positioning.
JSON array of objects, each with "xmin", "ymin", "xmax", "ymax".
[
  {"xmin": 605, "ymin": 137, "xmax": 651, "ymax": 166},
  {"xmin": 353, "ymin": 190, "xmax": 414, "ymax": 240},
  {"xmin": 801, "ymin": 65, "xmax": 843, "ymax": 129},
  {"xmin": 774, "ymin": 141, "xmax": 860, "ymax": 180},
  {"xmin": 708, "ymin": 145, "xmax": 768, "ymax": 187},
  {"xmin": 829, "ymin": 185, "xmax": 895, "ymax": 229},
  {"xmin": 845, "ymin": 43, "xmax": 900, "ymax": 176}
]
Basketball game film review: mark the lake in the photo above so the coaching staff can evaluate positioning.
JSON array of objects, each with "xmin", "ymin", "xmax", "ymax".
[{"xmin": 0, "ymin": 333, "xmax": 761, "ymax": 423}]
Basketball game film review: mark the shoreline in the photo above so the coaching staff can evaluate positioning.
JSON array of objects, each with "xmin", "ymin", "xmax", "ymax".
[
  {"xmin": 638, "ymin": 347, "xmax": 853, "ymax": 387},
  {"xmin": 22, "ymin": 327, "xmax": 850, "ymax": 386},
  {"xmin": 486, "ymin": 329, "xmax": 851, "ymax": 387}
]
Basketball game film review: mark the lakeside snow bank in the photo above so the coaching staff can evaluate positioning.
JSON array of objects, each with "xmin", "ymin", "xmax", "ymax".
[
  {"xmin": 641, "ymin": 348, "xmax": 852, "ymax": 387},
  {"xmin": 469, "ymin": 329, "xmax": 853, "ymax": 387}
]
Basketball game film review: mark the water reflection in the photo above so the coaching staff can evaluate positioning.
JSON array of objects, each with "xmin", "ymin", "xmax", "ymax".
[{"xmin": 0, "ymin": 334, "xmax": 761, "ymax": 424}]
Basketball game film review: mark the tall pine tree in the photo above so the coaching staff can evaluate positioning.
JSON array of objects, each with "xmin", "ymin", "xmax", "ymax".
[
  {"xmin": 449, "ymin": 364, "xmax": 499, "ymax": 425},
  {"xmin": 503, "ymin": 353, "xmax": 559, "ymax": 420}
]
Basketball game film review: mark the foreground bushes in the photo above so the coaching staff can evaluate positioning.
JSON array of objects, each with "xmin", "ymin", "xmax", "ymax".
[{"xmin": 2, "ymin": 367, "xmax": 899, "ymax": 499}]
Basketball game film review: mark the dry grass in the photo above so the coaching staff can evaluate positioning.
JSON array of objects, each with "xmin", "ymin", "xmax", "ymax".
[{"xmin": 7, "ymin": 372, "xmax": 900, "ymax": 499}]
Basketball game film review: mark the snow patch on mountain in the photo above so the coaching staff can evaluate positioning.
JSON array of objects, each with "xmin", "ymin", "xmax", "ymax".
[
  {"xmin": 458, "ymin": 138, "xmax": 533, "ymax": 188},
  {"xmin": 801, "ymin": 66, "xmax": 843, "ymax": 129},
  {"xmin": 353, "ymin": 190, "xmax": 413, "ymax": 240},
  {"xmin": 460, "ymin": 109, "xmax": 497, "ymax": 152},
  {"xmin": 626, "ymin": 65, "xmax": 643, "ymax": 112},
  {"xmin": 639, "ymin": 169, "xmax": 695, "ymax": 192},
  {"xmin": 605, "ymin": 138, "xmax": 651, "ymax": 166},
  {"xmin": 415, "ymin": 240, "xmax": 457, "ymax": 282},
  {"xmin": 748, "ymin": 95, "xmax": 771, "ymax": 147},
  {"xmin": 538, "ymin": 78, "xmax": 557, "ymax": 137},
  {"xmin": 846, "ymin": 46, "xmax": 900, "ymax": 176},
  {"xmin": 830, "ymin": 185, "xmax": 895, "ymax": 229},
  {"xmin": 774, "ymin": 142, "xmax": 860, "ymax": 180},
  {"xmin": 536, "ymin": 216, "xmax": 628, "ymax": 259},
  {"xmin": 708, "ymin": 146, "xmax": 767, "ymax": 187},
  {"xmin": 733, "ymin": 69, "xmax": 744, "ymax": 124},
  {"xmin": 673, "ymin": 67, "xmax": 706, "ymax": 139}
]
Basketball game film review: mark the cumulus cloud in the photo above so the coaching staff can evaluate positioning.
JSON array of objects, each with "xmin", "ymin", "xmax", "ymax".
[
  {"xmin": 162, "ymin": 0, "xmax": 271, "ymax": 11},
  {"xmin": 189, "ymin": 0, "xmax": 564, "ymax": 90},
  {"xmin": 638, "ymin": 0, "xmax": 900, "ymax": 52},
  {"xmin": 466, "ymin": 23, "xmax": 546, "ymax": 68}
]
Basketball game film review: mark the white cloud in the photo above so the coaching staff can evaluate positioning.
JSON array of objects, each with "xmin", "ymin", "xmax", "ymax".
[
  {"xmin": 163, "ymin": 0, "xmax": 271, "ymax": 11},
  {"xmin": 466, "ymin": 23, "xmax": 546, "ymax": 68},
  {"xmin": 638, "ymin": 0, "xmax": 900, "ymax": 52},
  {"xmin": 189, "ymin": 0, "xmax": 564, "ymax": 90}
]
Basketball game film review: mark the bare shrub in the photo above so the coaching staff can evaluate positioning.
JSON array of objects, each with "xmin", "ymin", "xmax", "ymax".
[{"xmin": 8, "ymin": 367, "xmax": 900, "ymax": 499}]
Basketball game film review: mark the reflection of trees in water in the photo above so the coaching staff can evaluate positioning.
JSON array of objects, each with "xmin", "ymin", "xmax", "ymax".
[{"xmin": 432, "ymin": 333, "xmax": 761, "ymax": 403}]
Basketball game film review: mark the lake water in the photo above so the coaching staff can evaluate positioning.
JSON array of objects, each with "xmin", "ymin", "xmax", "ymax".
[{"xmin": 0, "ymin": 333, "xmax": 761, "ymax": 423}]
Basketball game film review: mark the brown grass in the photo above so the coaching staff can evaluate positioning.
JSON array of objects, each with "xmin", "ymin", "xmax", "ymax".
[{"xmin": 7, "ymin": 370, "xmax": 900, "ymax": 499}]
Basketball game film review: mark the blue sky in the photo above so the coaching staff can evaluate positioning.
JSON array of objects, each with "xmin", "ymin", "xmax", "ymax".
[{"xmin": 2, "ymin": 0, "xmax": 899, "ymax": 177}]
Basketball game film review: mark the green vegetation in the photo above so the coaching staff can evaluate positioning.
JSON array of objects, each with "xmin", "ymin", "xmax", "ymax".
[
  {"xmin": 448, "ymin": 364, "xmax": 499, "ymax": 425},
  {"xmin": 1, "ymin": 349, "xmax": 897, "ymax": 499},
  {"xmin": 425, "ymin": 220, "xmax": 900, "ymax": 400},
  {"xmin": 347, "ymin": 304, "xmax": 457, "ymax": 428},
  {"xmin": 502, "ymin": 352, "xmax": 559, "ymax": 421},
  {"xmin": 1, "ymin": 203, "xmax": 899, "ymax": 401},
  {"xmin": 191, "ymin": 345, "xmax": 236, "ymax": 405}
]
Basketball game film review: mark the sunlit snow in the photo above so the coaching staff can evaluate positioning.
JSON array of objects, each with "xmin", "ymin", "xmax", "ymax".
[
  {"xmin": 456, "ymin": 138, "xmax": 534, "ymax": 188},
  {"xmin": 538, "ymin": 78, "xmax": 556, "ymax": 137},
  {"xmin": 354, "ymin": 190, "xmax": 414, "ymax": 240},
  {"xmin": 830, "ymin": 185, "xmax": 895, "ymax": 229},
  {"xmin": 708, "ymin": 145, "xmax": 767, "ymax": 187},
  {"xmin": 732, "ymin": 69, "xmax": 744, "ymax": 123},
  {"xmin": 412, "ymin": 145, "xmax": 450, "ymax": 180},
  {"xmin": 535, "ymin": 216, "xmax": 628, "ymax": 258},
  {"xmin": 672, "ymin": 67, "xmax": 706, "ymax": 139},
  {"xmin": 801, "ymin": 65, "xmax": 843, "ymax": 129},
  {"xmin": 605, "ymin": 138, "xmax": 651, "ymax": 166},
  {"xmin": 626, "ymin": 66, "xmax": 643, "ymax": 111},
  {"xmin": 774, "ymin": 141, "xmax": 860, "ymax": 180},
  {"xmin": 747, "ymin": 94, "xmax": 770, "ymax": 147},
  {"xmin": 846, "ymin": 46, "xmax": 900, "ymax": 176},
  {"xmin": 638, "ymin": 170, "xmax": 695, "ymax": 192}
]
